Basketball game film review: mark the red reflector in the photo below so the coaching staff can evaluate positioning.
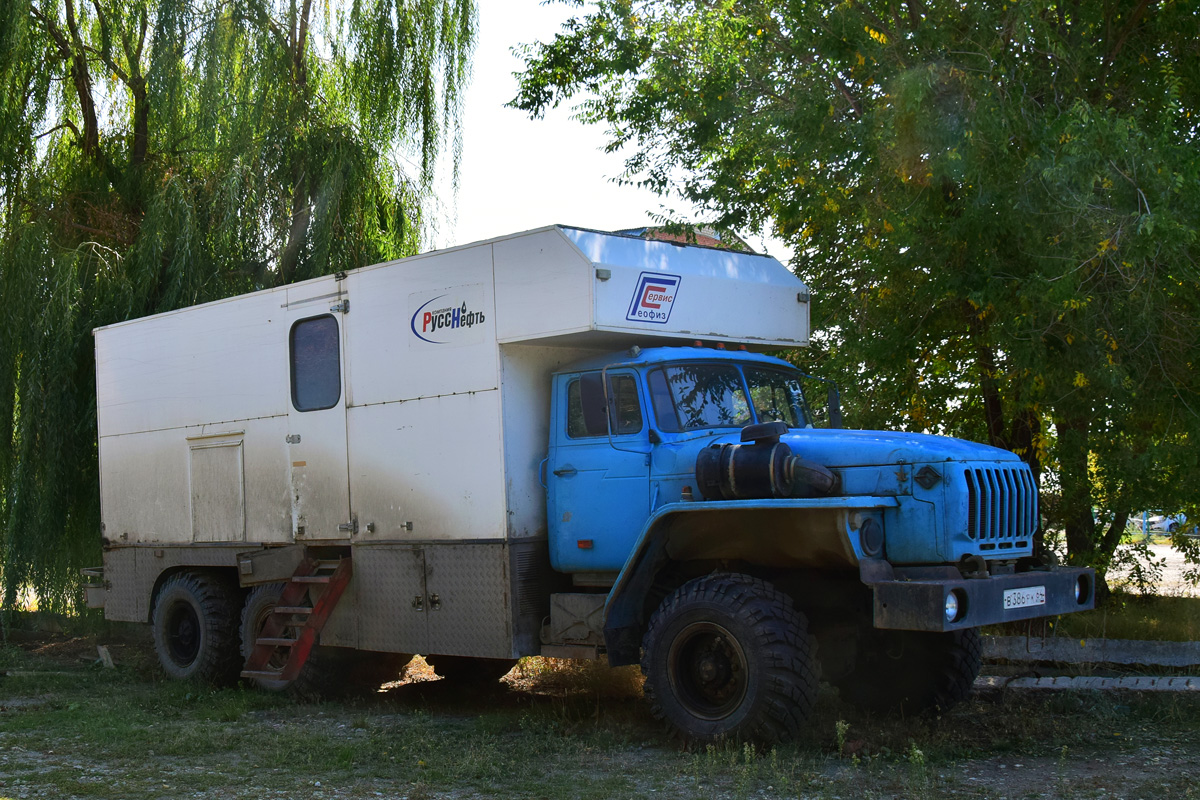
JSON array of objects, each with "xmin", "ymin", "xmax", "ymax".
[{"xmin": 577, "ymin": 539, "xmax": 594, "ymax": 550}]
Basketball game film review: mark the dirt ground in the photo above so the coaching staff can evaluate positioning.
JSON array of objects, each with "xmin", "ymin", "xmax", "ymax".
[
  {"xmin": 3, "ymin": 626, "xmax": 1199, "ymax": 800},
  {"xmin": 4, "ymin": 541, "xmax": 1199, "ymax": 800}
]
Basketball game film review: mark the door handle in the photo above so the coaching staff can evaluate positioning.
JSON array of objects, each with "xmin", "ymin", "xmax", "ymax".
[{"xmin": 552, "ymin": 465, "xmax": 578, "ymax": 477}]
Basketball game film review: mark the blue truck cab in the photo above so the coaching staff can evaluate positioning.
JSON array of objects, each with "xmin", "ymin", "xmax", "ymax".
[{"xmin": 543, "ymin": 343, "xmax": 1093, "ymax": 743}]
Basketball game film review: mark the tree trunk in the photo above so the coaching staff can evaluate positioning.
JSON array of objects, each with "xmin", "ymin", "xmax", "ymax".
[
  {"xmin": 131, "ymin": 79, "xmax": 149, "ymax": 168},
  {"xmin": 1055, "ymin": 416, "xmax": 1095, "ymax": 565},
  {"xmin": 1097, "ymin": 511, "xmax": 1130, "ymax": 566},
  {"xmin": 277, "ymin": 0, "xmax": 315, "ymax": 285},
  {"xmin": 1009, "ymin": 406, "xmax": 1045, "ymax": 553},
  {"xmin": 278, "ymin": 175, "xmax": 311, "ymax": 285},
  {"xmin": 63, "ymin": 0, "xmax": 100, "ymax": 158},
  {"xmin": 967, "ymin": 308, "xmax": 1008, "ymax": 451}
]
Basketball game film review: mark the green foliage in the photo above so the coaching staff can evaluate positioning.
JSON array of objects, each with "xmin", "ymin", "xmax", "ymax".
[
  {"xmin": 0, "ymin": 0, "xmax": 476, "ymax": 610},
  {"xmin": 989, "ymin": 591, "xmax": 1200, "ymax": 643},
  {"xmin": 515, "ymin": 0, "xmax": 1200, "ymax": 579}
]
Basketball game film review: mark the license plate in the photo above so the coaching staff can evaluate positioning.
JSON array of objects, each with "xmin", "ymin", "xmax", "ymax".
[{"xmin": 1003, "ymin": 585, "xmax": 1046, "ymax": 610}]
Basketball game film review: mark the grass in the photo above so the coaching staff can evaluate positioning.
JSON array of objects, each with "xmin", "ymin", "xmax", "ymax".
[
  {"xmin": 986, "ymin": 591, "xmax": 1200, "ymax": 643},
  {"xmin": 2, "ymin": 633, "xmax": 1200, "ymax": 799}
]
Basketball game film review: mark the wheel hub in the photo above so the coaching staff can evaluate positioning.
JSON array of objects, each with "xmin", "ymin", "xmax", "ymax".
[
  {"xmin": 166, "ymin": 603, "xmax": 201, "ymax": 666},
  {"xmin": 695, "ymin": 651, "xmax": 730, "ymax": 685},
  {"xmin": 667, "ymin": 621, "xmax": 749, "ymax": 721}
]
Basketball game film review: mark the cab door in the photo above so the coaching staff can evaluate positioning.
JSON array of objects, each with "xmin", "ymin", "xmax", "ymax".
[
  {"xmin": 547, "ymin": 370, "xmax": 651, "ymax": 573},
  {"xmin": 284, "ymin": 282, "xmax": 352, "ymax": 540}
]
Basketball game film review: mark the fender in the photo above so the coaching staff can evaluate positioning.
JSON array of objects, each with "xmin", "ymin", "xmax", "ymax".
[{"xmin": 603, "ymin": 496, "xmax": 900, "ymax": 665}]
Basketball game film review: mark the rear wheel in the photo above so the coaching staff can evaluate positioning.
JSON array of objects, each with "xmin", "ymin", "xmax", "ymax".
[
  {"xmin": 240, "ymin": 584, "xmax": 408, "ymax": 699},
  {"xmin": 835, "ymin": 627, "xmax": 982, "ymax": 715},
  {"xmin": 152, "ymin": 572, "xmax": 242, "ymax": 684},
  {"xmin": 641, "ymin": 573, "xmax": 818, "ymax": 746},
  {"xmin": 240, "ymin": 583, "xmax": 342, "ymax": 700}
]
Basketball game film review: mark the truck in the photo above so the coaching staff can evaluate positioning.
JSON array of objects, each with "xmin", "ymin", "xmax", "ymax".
[{"xmin": 87, "ymin": 225, "xmax": 1094, "ymax": 744}]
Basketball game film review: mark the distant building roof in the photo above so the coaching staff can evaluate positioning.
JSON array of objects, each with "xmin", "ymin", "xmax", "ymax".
[{"xmin": 615, "ymin": 225, "xmax": 756, "ymax": 254}]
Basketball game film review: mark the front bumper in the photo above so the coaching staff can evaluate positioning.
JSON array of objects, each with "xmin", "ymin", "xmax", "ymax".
[{"xmin": 871, "ymin": 566, "xmax": 1095, "ymax": 631}]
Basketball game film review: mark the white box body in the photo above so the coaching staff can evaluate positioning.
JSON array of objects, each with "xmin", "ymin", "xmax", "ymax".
[{"xmin": 95, "ymin": 226, "xmax": 810, "ymax": 549}]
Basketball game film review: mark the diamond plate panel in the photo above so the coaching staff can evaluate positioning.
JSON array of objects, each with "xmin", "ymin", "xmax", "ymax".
[
  {"xmin": 424, "ymin": 543, "xmax": 513, "ymax": 658},
  {"xmin": 101, "ymin": 547, "xmax": 143, "ymax": 622},
  {"xmin": 353, "ymin": 544, "xmax": 428, "ymax": 653},
  {"xmin": 104, "ymin": 545, "xmax": 242, "ymax": 622}
]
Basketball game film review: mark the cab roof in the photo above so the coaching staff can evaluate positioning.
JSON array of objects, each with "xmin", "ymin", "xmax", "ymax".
[{"xmin": 555, "ymin": 346, "xmax": 795, "ymax": 375}]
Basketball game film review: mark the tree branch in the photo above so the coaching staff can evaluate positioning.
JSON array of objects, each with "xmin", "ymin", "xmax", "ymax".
[
  {"xmin": 295, "ymin": 0, "xmax": 313, "ymax": 91},
  {"xmin": 1102, "ymin": 0, "xmax": 1156, "ymax": 80},
  {"xmin": 87, "ymin": 1, "xmax": 130, "ymax": 84},
  {"xmin": 45, "ymin": 0, "xmax": 102, "ymax": 157},
  {"xmin": 35, "ymin": 123, "xmax": 79, "ymax": 140},
  {"xmin": 30, "ymin": 4, "xmax": 71, "ymax": 58},
  {"xmin": 905, "ymin": 0, "xmax": 925, "ymax": 30},
  {"xmin": 851, "ymin": 1, "xmax": 894, "ymax": 41},
  {"xmin": 831, "ymin": 73, "xmax": 863, "ymax": 117}
]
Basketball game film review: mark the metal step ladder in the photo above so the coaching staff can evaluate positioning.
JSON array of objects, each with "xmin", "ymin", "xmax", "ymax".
[{"xmin": 240, "ymin": 555, "xmax": 353, "ymax": 682}]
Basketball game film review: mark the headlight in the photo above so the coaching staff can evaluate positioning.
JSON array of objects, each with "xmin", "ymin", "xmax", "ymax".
[
  {"xmin": 944, "ymin": 592, "xmax": 960, "ymax": 623},
  {"xmin": 945, "ymin": 589, "xmax": 967, "ymax": 623}
]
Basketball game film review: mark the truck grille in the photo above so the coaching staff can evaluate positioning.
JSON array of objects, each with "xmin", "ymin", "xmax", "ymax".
[{"xmin": 964, "ymin": 466, "xmax": 1037, "ymax": 550}]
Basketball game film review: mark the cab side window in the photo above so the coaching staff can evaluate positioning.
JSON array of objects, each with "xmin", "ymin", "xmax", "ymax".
[{"xmin": 567, "ymin": 375, "xmax": 643, "ymax": 438}]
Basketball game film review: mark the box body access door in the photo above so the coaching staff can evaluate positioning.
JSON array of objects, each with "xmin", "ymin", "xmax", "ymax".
[{"xmin": 284, "ymin": 280, "xmax": 352, "ymax": 541}]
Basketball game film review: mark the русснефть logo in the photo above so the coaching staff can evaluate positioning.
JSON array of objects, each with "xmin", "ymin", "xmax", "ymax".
[
  {"xmin": 626, "ymin": 272, "xmax": 682, "ymax": 324},
  {"xmin": 409, "ymin": 285, "xmax": 487, "ymax": 345}
]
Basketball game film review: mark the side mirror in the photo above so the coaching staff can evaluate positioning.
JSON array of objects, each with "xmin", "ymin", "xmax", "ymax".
[
  {"xmin": 827, "ymin": 386, "xmax": 843, "ymax": 429},
  {"xmin": 579, "ymin": 373, "xmax": 609, "ymax": 435}
]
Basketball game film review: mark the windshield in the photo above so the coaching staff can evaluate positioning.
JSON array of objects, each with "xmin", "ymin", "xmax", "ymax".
[
  {"xmin": 648, "ymin": 363, "xmax": 812, "ymax": 431},
  {"xmin": 745, "ymin": 367, "xmax": 810, "ymax": 428}
]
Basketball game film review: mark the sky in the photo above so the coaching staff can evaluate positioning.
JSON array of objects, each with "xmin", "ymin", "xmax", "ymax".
[{"xmin": 432, "ymin": 0, "xmax": 793, "ymax": 263}]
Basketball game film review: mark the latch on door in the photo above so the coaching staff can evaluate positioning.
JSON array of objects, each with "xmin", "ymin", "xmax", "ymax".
[
  {"xmin": 286, "ymin": 434, "xmax": 301, "ymax": 444},
  {"xmin": 337, "ymin": 514, "xmax": 358, "ymax": 534}
]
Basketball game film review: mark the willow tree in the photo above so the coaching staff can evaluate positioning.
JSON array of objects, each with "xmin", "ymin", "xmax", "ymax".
[
  {"xmin": 0, "ymin": 0, "xmax": 476, "ymax": 611},
  {"xmin": 515, "ymin": 1, "xmax": 1200, "ymax": 581}
]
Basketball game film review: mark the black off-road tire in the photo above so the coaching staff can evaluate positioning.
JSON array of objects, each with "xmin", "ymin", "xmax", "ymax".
[
  {"xmin": 641, "ymin": 573, "xmax": 819, "ymax": 746},
  {"xmin": 424, "ymin": 655, "xmax": 517, "ymax": 686},
  {"xmin": 152, "ymin": 571, "xmax": 243, "ymax": 684},
  {"xmin": 239, "ymin": 583, "xmax": 340, "ymax": 700},
  {"xmin": 835, "ymin": 627, "xmax": 983, "ymax": 715}
]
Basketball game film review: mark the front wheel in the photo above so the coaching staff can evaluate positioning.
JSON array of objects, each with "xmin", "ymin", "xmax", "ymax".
[{"xmin": 641, "ymin": 573, "xmax": 819, "ymax": 746}]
